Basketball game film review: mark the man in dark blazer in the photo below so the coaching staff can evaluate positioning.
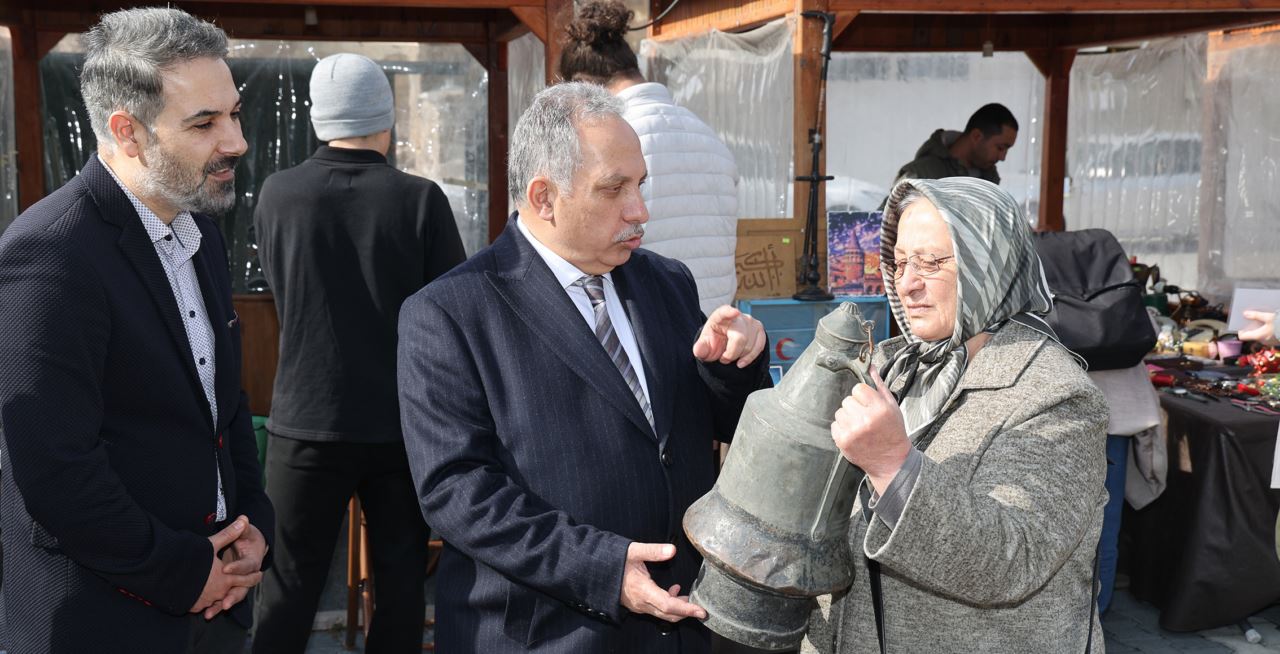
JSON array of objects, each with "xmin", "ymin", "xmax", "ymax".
[
  {"xmin": 0, "ymin": 8, "xmax": 272, "ymax": 653},
  {"xmin": 397, "ymin": 82, "xmax": 770, "ymax": 653}
]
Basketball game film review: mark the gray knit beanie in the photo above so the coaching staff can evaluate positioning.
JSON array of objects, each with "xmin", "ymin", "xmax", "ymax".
[{"xmin": 309, "ymin": 53, "xmax": 394, "ymax": 141}]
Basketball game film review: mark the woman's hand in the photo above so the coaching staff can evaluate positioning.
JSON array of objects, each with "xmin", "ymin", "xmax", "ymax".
[
  {"xmin": 1240, "ymin": 310, "xmax": 1278, "ymax": 345},
  {"xmin": 831, "ymin": 367, "xmax": 912, "ymax": 494}
]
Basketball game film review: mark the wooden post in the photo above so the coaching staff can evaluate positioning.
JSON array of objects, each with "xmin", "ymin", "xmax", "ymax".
[
  {"xmin": 1028, "ymin": 47, "xmax": 1075, "ymax": 232},
  {"xmin": 544, "ymin": 0, "xmax": 572, "ymax": 83},
  {"xmin": 10, "ymin": 24, "xmax": 45, "ymax": 212},
  {"xmin": 487, "ymin": 32, "xmax": 510, "ymax": 243}
]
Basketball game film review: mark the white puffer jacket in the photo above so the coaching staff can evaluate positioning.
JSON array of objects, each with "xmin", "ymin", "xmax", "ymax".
[{"xmin": 617, "ymin": 83, "xmax": 739, "ymax": 314}]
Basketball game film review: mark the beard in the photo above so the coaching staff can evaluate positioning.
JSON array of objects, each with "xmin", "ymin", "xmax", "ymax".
[{"xmin": 135, "ymin": 137, "xmax": 240, "ymax": 216}]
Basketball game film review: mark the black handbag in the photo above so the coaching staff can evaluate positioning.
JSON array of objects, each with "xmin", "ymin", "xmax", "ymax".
[{"xmin": 1031, "ymin": 229, "xmax": 1156, "ymax": 371}]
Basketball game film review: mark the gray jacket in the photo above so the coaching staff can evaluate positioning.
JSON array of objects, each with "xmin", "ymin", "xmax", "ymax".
[{"xmin": 804, "ymin": 322, "xmax": 1108, "ymax": 654}]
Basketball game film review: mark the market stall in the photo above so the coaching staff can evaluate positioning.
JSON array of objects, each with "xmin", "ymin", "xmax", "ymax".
[{"xmin": 1128, "ymin": 390, "xmax": 1280, "ymax": 631}]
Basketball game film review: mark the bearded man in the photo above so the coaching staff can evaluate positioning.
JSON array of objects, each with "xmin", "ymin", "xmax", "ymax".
[{"xmin": 0, "ymin": 7, "xmax": 273, "ymax": 654}]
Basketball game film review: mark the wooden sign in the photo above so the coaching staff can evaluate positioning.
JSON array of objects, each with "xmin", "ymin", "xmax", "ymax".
[{"xmin": 735, "ymin": 234, "xmax": 796, "ymax": 299}]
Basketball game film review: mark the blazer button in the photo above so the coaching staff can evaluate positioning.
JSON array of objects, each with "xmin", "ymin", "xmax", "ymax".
[
  {"xmin": 216, "ymin": 433, "xmax": 224, "ymax": 448},
  {"xmin": 660, "ymin": 451, "xmax": 674, "ymax": 468},
  {"xmin": 204, "ymin": 513, "xmax": 216, "ymax": 525}
]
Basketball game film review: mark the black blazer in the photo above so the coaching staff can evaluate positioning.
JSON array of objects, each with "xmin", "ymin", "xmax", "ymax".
[
  {"xmin": 0, "ymin": 156, "xmax": 273, "ymax": 653},
  {"xmin": 397, "ymin": 219, "xmax": 768, "ymax": 653}
]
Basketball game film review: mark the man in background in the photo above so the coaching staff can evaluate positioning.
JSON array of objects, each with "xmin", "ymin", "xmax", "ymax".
[
  {"xmin": 252, "ymin": 53, "xmax": 466, "ymax": 653},
  {"xmin": 893, "ymin": 102, "xmax": 1019, "ymax": 186}
]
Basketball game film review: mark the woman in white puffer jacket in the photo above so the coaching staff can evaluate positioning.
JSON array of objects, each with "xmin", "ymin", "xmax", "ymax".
[{"xmin": 560, "ymin": 0, "xmax": 740, "ymax": 315}]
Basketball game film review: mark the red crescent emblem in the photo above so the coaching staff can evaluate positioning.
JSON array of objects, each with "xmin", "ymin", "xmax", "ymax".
[{"xmin": 775, "ymin": 337, "xmax": 795, "ymax": 360}]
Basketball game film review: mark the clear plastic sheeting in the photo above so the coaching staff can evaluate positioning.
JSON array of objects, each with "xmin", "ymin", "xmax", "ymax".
[
  {"xmin": 825, "ymin": 50, "xmax": 1044, "ymax": 218},
  {"xmin": 1203, "ymin": 28, "xmax": 1280, "ymax": 300},
  {"xmin": 1065, "ymin": 36, "xmax": 1206, "ymax": 295},
  {"xmin": 38, "ymin": 36, "xmax": 488, "ymax": 292},
  {"xmin": 0, "ymin": 27, "xmax": 16, "ymax": 234},
  {"xmin": 1066, "ymin": 31, "xmax": 1280, "ymax": 302},
  {"xmin": 641, "ymin": 17, "xmax": 794, "ymax": 219},
  {"xmin": 506, "ymin": 32, "xmax": 547, "ymax": 217}
]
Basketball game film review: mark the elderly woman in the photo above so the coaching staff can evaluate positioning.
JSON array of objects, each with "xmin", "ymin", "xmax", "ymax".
[{"xmin": 804, "ymin": 178, "xmax": 1108, "ymax": 653}]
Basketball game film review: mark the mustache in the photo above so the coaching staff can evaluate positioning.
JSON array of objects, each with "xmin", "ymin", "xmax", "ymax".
[
  {"xmin": 204, "ymin": 155, "xmax": 240, "ymax": 177},
  {"xmin": 613, "ymin": 223, "xmax": 645, "ymax": 243}
]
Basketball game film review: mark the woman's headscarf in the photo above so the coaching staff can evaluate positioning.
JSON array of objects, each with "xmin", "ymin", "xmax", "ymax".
[{"xmin": 879, "ymin": 177, "xmax": 1060, "ymax": 440}]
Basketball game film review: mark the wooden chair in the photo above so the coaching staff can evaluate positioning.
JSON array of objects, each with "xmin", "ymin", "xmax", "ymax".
[
  {"xmin": 345, "ymin": 497, "xmax": 372, "ymax": 648},
  {"xmin": 345, "ymin": 497, "xmax": 445, "ymax": 650}
]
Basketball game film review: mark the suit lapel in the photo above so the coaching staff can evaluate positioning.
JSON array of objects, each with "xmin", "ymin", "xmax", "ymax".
[
  {"xmin": 485, "ymin": 219, "xmax": 656, "ymax": 440},
  {"xmin": 613, "ymin": 259, "xmax": 680, "ymax": 446},
  {"xmin": 84, "ymin": 156, "xmax": 213, "ymax": 429}
]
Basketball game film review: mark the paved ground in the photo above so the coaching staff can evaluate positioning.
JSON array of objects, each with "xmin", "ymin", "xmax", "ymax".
[
  {"xmin": 1, "ymin": 568, "xmax": 1277, "ymax": 653},
  {"xmin": 1103, "ymin": 585, "xmax": 1280, "ymax": 653},
  {"xmin": 292, "ymin": 585, "xmax": 1280, "ymax": 653}
]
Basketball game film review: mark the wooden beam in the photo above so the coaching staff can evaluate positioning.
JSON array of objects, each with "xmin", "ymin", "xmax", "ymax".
[
  {"xmin": 494, "ymin": 11, "xmax": 532, "ymax": 42},
  {"xmin": 232, "ymin": 294, "xmax": 279, "ymax": 415},
  {"xmin": 832, "ymin": 10, "xmax": 860, "ymax": 40},
  {"xmin": 510, "ymin": 6, "xmax": 547, "ymax": 43},
  {"xmin": 1028, "ymin": 47, "xmax": 1075, "ymax": 232},
  {"xmin": 486, "ymin": 28, "xmax": 511, "ymax": 243},
  {"xmin": 1057, "ymin": 11, "xmax": 1280, "ymax": 47},
  {"xmin": 187, "ymin": 0, "xmax": 543, "ymax": 7},
  {"xmin": 829, "ymin": 0, "xmax": 1280, "ymax": 11},
  {"xmin": 35, "ymin": 30, "xmax": 64, "ymax": 58},
  {"xmin": 463, "ymin": 42, "xmax": 489, "ymax": 67},
  {"xmin": 649, "ymin": 0, "xmax": 791, "ymax": 41},
  {"xmin": 14, "ymin": 4, "xmax": 502, "ymax": 43},
  {"xmin": 543, "ymin": 0, "xmax": 572, "ymax": 83},
  {"xmin": 832, "ymin": 11, "xmax": 1280, "ymax": 52},
  {"xmin": 10, "ymin": 24, "xmax": 46, "ymax": 212}
]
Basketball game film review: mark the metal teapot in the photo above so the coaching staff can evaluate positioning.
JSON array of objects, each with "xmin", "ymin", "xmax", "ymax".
[{"xmin": 684, "ymin": 302, "xmax": 876, "ymax": 651}]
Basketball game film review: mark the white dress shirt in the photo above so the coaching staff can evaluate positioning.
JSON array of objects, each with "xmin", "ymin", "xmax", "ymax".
[
  {"xmin": 516, "ymin": 215, "xmax": 651, "ymax": 406},
  {"xmin": 101, "ymin": 156, "xmax": 226, "ymax": 522}
]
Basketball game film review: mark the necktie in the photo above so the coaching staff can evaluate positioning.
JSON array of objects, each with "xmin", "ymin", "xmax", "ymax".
[{"xmin": 574, "ymin": 275, "xmax": 654, "ymax": 429}]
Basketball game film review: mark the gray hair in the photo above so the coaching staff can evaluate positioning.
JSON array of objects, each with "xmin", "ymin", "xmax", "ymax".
[
  {"xmin": 508, "ymin": 82, "xmax": 626, "ymax": 203},
  {"xmin": 81, "ymin": 7, "xmax": 229, "ymax": 149},
  {"xmin": 889, "ymin": 185, "xmax": 929, "ymax": 221}
]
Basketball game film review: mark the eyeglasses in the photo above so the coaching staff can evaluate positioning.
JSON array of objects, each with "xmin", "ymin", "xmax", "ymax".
[{"xmin": 885, "ymin": 254, "xmax": 955, "ymax": 281}]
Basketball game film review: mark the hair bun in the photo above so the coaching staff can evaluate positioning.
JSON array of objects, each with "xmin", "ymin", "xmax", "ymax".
[{"xmin": 565, "ymin": 1, "xmax": 632, "ymax": 45}]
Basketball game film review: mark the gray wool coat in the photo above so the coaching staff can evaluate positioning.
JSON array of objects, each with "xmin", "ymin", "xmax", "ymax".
[{"xmin": 803, "ymin": 321, "xmax": 1109, "ymax": 654}]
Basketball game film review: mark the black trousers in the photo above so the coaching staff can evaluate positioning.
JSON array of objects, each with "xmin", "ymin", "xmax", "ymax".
[
  {"xmin": 252, "ymin": 436, "xmax": 430, "ymax": 654},
  {"xmin": 187, "ymin": 612, "xmax": 249, "ymax": 654}
]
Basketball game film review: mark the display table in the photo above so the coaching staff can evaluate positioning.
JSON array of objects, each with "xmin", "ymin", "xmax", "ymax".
[{"xmin": 1126, "ymin": 392, "xmax": 1280, "ymax": 631}]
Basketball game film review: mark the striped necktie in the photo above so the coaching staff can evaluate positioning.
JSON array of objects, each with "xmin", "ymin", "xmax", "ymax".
[{"xmin": 574, "ymin": 275, "xmax": 654, "ymax": 429}]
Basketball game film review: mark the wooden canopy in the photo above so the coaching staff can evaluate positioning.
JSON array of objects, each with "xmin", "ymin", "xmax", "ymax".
[
  {"xmin": 4, "ymin": 0, "xmax": 1275, "ymax": 412},
  {"xmin": 0, "ymin": 0, "xmax": 576, "ymax": 414},
  {"xmin": 0, "ymin": 0, "xmax": 577, "ymax": 244},
  {"xmin": 650, "ymin": 0, "xmax": 1280, "ymax": 240},
  {"xmin": 7, "ymin": 0, "xmax": 1276, "ymax": 233}
]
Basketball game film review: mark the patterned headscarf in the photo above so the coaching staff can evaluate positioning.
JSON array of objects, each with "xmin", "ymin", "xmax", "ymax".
[{"xmin": 879, "ymin": 177, "xmax": 1059, "ymax": 440}]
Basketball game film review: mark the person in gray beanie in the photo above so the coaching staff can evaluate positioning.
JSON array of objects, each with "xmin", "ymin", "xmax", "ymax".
[
  {"xmin": 251, "ymin": 52, "xmax": 465, "ymax": 653},
  {"xmin": 308, "ymin": 52, "xmax": 395, "ymax": 142}
]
